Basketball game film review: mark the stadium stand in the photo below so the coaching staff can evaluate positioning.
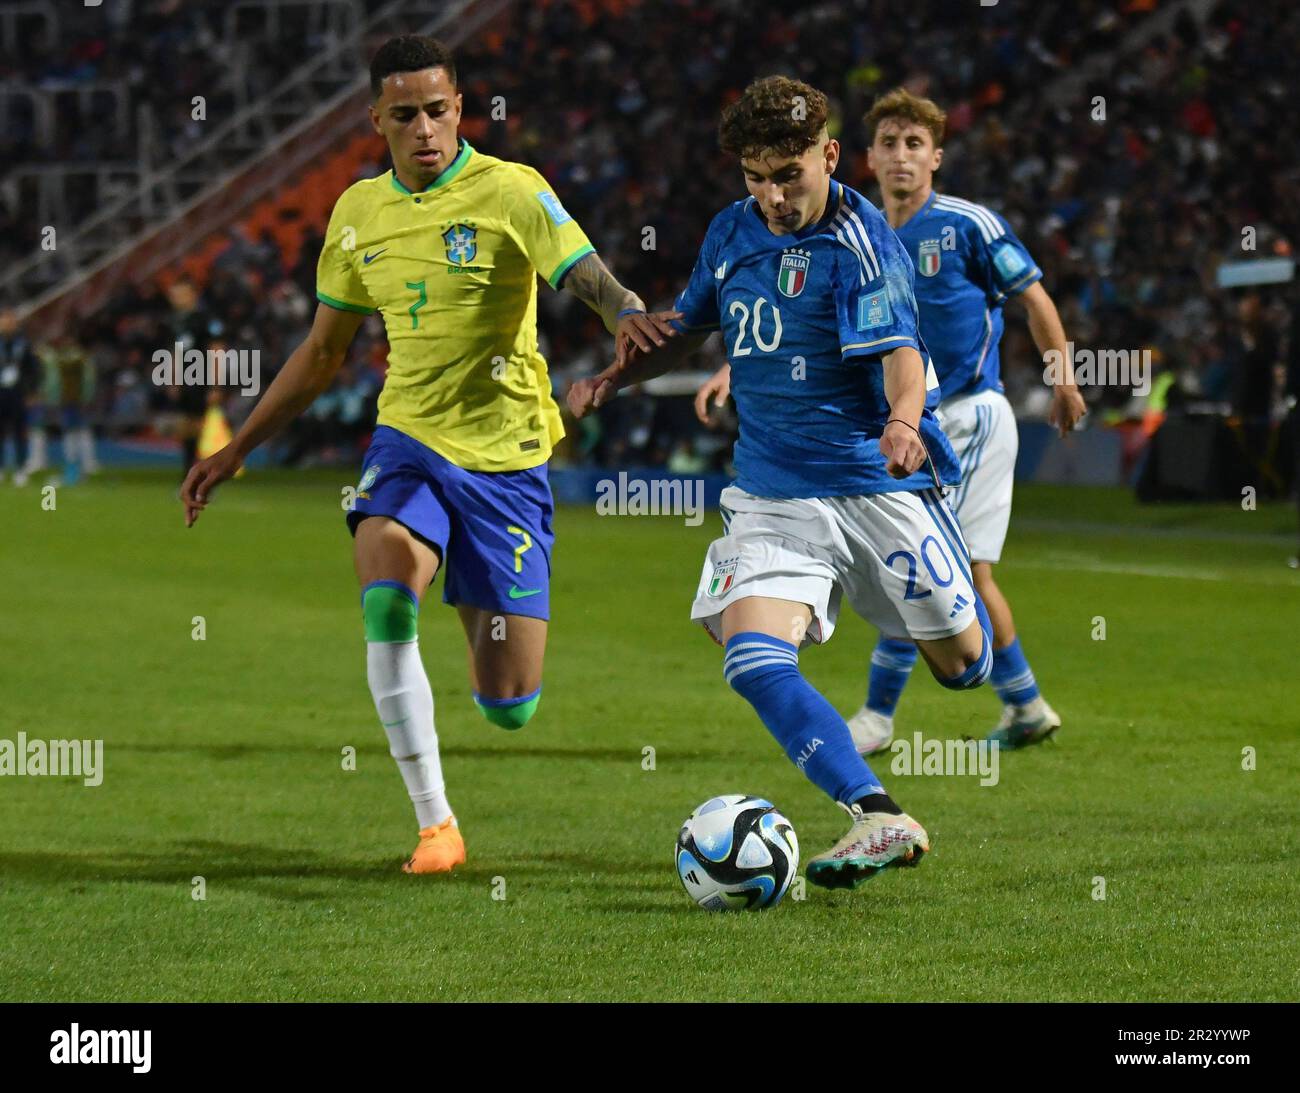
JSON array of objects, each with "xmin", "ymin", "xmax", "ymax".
[{"xmin": 1, "ymin": 0, "xmax": 1295, "ymax": 490}]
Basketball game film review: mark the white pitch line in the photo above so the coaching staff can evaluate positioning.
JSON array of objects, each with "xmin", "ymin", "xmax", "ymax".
[{"xmin": 1016, "ymin": 555, "xmax": 1300, "ymax": 587}]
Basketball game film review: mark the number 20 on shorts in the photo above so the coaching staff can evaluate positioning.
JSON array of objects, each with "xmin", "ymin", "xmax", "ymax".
[{"xmin": 885, "ymin": 535, "xmax": 955, "ymax": 601}]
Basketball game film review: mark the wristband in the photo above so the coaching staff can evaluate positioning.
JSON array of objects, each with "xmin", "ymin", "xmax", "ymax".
[
  {"xmin": 616, "ymin": 308, "xmax": 646, "ymax": 319},
  {"xmin": 886, "ymin": 418, "xmax": 921, "ymax": 435}
]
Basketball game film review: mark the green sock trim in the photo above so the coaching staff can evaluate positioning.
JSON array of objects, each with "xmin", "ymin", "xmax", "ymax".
[
  {"xmin": 474, "ymin": 693, "xmax": 540, "ymax": 731},
  {"xmin": 362, "ymin": 582, "xmax": 419, "ymax": 643}
]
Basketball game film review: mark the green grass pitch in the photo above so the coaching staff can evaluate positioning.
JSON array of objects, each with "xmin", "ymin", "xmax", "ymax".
[{"xmin": 1, "ymin": 468, "xmax": 1297, "ymax": 1001}]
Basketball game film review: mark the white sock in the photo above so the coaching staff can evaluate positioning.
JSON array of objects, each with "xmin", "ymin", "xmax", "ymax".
[
  {"xmin": 25, "ymin": 429, "xmax": 46, "ymax": 472},
  {"xmin": 78, "ymin": 427, "xmax": 98, "ymax": 470},
  {"xmin": 366, "ymin": 639, "xmax": 452, "ymax": 829}
]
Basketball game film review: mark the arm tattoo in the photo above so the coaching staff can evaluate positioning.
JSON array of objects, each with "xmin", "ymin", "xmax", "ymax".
[{"xmin": 562, "ymin": 253, "xmax": 643, "ymax": 333}]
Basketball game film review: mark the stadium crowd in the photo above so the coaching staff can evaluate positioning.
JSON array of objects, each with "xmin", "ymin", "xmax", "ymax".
[
  {"xmin": 1, "ymin": 0, "xmax": 1296, "ymax": 487},
  {"xmin": 0, "ymin": 0, "xmax": 400, "ymax": 273}
]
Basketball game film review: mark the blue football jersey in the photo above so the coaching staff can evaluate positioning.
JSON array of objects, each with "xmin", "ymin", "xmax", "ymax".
[
  {"xmin": 891, "ymin": 191, "xmax": 1042, "ymax": 400},
  {"xmin": 673, "ymin": 179, "xmax": 959, "ymax": 500}
]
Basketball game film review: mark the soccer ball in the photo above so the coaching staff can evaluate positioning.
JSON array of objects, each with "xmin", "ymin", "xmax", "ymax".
[{"xmin": 675, "ymin": 794, "xmax": 799, "ymax": 911}]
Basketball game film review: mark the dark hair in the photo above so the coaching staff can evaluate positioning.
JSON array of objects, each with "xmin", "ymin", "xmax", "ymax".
[
  {"xmin": 369, "ymin": 35, "xmax": 457, "ymax": 98},
  {"xmin": 862, "ymin": 87, "xmax": 946, "ymax": 147},
  {"xmin": 718, "ymin": 76, "xmax": 830, "ymax": 160}
]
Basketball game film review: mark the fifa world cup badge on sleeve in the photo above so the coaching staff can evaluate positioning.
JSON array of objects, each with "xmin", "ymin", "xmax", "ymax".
[
  {"xmin": 857, "ymin": 289, "xmax": 891, "ymax": 330},
  {"xmin": 537, "ymin": 191, "xmax": 572, "ymax": 226},
  {"xmin": 992, "ymin": 242, "xmax": 1028, "ymax": 279},
  {"xmin": 708, "ymin": 558, "xmax": 738, "ymax": 597}
]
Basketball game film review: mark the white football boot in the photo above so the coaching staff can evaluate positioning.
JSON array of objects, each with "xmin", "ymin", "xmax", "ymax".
[
  {"xmin": 806, "ymin": 802, "xmax": 929, "ymax": 889},
  {"xmin": 846, "ymin": 705, "xmax": 895, "ymax": 756},
  {"xmin": 986, "ymin": 696, "xmax": 1061, "ymax": 750}
]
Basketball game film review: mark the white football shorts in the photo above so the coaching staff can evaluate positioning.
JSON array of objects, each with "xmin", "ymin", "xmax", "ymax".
[
  {"xmin": 936, "ymin": 388, "xmax": 1018, "ymax": 563},
  {"xmin": 691, "ymin": 485, "xmax": 979, "ymax": 646}
]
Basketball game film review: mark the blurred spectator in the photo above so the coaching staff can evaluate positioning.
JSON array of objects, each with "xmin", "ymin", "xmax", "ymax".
[
  {"xmin": 1287, "ymin": 297, "xmax": 1300, "ymax": 565},
  {"xmin": 6, "ymin": 0, "xmax": 1298, "ymax": 473},
  {"xmin": 154, "ymin": 279, "xmax": 215, "ymax": 472},
  {"xmin": 0, "ymin": 308, "xmax": 41, "ymax": 481},
  {"xmin": 24, "ymin": 326, "xmax": 97, "ymax": 484},
  {"xmin": 1231, "ymin": 290, "xmax": 1282, "ymax": 475}
]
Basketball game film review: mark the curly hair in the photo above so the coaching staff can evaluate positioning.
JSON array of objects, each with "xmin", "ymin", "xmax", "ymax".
[
  {"xmin": 862, "ymin": 88, "xmax": 946, "ymax": 147},
  {"xmin": 718, "ymin": 76, "xmax": 830, "ymax": 160},
  {"xmin": 370, "ymin": 35, "xmax": 457, "ymax": 98}
]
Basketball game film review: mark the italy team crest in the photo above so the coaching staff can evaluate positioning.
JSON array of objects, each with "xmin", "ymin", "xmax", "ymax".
[
  {"xmin": 708, "ymin": 557, "xmax": 739, "ymax": 596},
  {"xmin": 777, "ymin": 250, "xmax": 811, "ymax": 298},
  {"xmin": 443, "ymin": 223, "xmax": 477, "ymax": 265},
  {"xmin": 918, "ymin": 239, "xmax": 941, "ymax": 277}
]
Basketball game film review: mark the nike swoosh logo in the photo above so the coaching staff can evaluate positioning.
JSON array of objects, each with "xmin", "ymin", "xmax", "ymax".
[
  {"xmin": 508, "ymin": 585, "xmax": 541, "ymax": 599},
  {"xmin": 363, "ymin": 249, "xmax": 387, "ymax": 264}
]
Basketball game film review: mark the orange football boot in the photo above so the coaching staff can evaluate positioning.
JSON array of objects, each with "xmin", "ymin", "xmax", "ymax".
[{"xmin": 401, "ymin": 817, "xmax": 466, "ymax": 874}]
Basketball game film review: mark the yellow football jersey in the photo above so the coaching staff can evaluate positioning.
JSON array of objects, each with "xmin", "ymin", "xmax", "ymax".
[{"xmin": 316, "ymin": 140, "xmax": 594, "ymax": 471}]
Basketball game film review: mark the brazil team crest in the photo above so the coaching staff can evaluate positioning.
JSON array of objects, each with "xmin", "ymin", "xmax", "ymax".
[
  {"xmin": 777, "ymin": 249, "xmax": 811, "ymax": 298},
  {"xmin": 443, "ymin": 223, "xmax": 477, "ymax": 265},
  {"xmin": 708, "ymin": 557, "xmax": 739, "ymax": 597},
  {"xmin": 918, "ymin": 239, "xmax": 942, "ymax": 277}
]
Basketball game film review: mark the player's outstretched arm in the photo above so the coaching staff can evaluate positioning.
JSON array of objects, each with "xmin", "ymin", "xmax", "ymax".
[
  {"xmin": 879, "ymin": 346, "xmax": 929, "ymax": 479},
  {"xmin": 561, "ymin": 252, "xmax": 681, "ymax": 366},
  {"xmin": 1015, "ymin": 281, "xmax": 1086, "ymax": 436},
  {"xmin": 179, "ymin": 303, "xmax": 365, "ymax": 526},
  {"xmin": 567, "ymin": 331, "xmax": 711, "ymax": 420}
]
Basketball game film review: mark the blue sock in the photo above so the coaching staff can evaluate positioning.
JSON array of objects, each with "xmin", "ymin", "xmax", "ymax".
[
  {"xmin": 724, "ymin": 632, "xmax": 882, "ymax": 804},
  {"xmin": 992, "ymin": 637, "xmax": 1040, "ymax": 705},
  {"xmin": 867, "ymin": 637, "xmax": 917, "ymax": 716}
]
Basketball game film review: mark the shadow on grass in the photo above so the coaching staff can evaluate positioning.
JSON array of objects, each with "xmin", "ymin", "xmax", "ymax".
[
  {"xmin": 499, "ymin": 850, "xmax": 665, "ymax": 878},
  {"xmin": 0, "ymin": 840, "xmax": 390, "ymax": 897},
  {"xmin": 109, "ymin": 742, "xmax": 730, "ymax": 763},
  {"xmin": 0, "ymin": 843, "xmax": 671, "ymax": 903}
]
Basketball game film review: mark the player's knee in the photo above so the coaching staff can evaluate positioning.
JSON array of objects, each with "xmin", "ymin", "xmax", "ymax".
[
  {"xmin": 724, "ymin": 632, "xmax": 799, "ymax": 700},
  {"xmin": 361, "ymin": 581, "xmax": 419, "ymax": 643},
  {"xmin": 474, "ymin": 686, "xmax": 541, "ymax": 730},
  {"xmin": 935, "ymin": 632, "xmax": 992, "ymax": 690}
]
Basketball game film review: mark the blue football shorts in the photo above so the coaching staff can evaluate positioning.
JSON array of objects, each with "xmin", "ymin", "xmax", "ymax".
[{"xmin": 346, "ymin": 425, "xmax": 554, "ymax": 620}]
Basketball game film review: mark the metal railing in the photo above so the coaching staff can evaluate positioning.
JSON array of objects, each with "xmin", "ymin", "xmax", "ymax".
[
  {"xmin": 222, "ymin": 0, "xmax": 365, "ymax": 46},
  {"xmin": 13, "ymin": 0, "xmax": 513, "ymax": 330},
  {"xmin": 1, "ymin": 0, "xmax": 378, "ymax": 298},
  {"xmin": 1043, "ymin": 0, "xmax": 1218, "ymax": 107}
]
